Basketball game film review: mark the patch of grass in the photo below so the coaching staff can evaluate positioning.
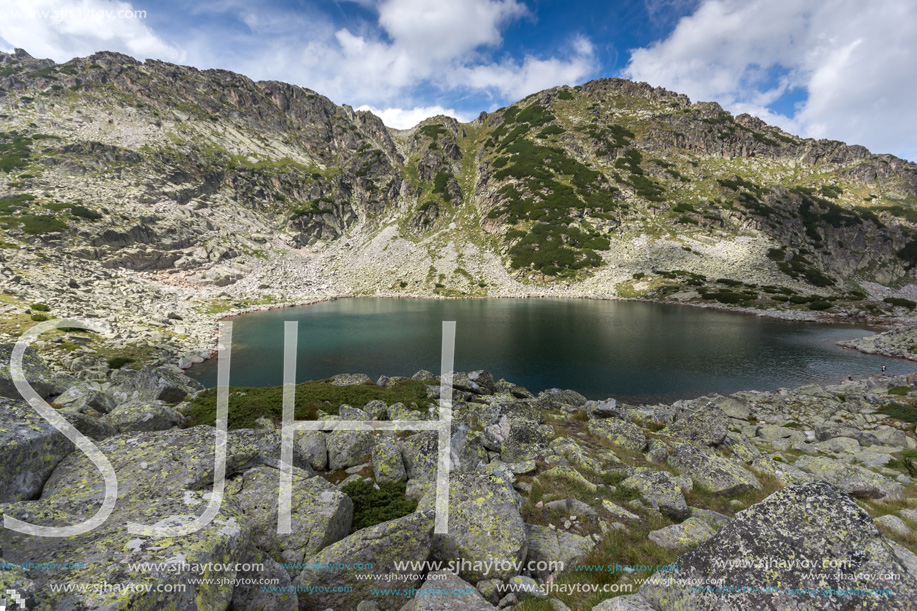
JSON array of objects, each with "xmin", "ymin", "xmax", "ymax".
[
  {"xmin": 30, "ymin": 313, "xmax": 49, "ymax": 321},
  {"xmin": 184, "ymin": 378, "xmax": 431, "ymax": 429},
  {"xmin": 30, "ymin": 302, "xmax": 50, "ymax": 311},
  {"xmin": 884, "ymin": 297, "xmax": 917, "ymax": 311},
  {"xmin": 888, "ymin": 386, "xmax": 911, "ymax": 396},
  {"xmin": 878, "ymin": 401, "xmax": 917, "ymax": 423},
  {"xmin": 106, "ymin": 356, "xmax": 135, "ymax": 370},
  {"xmin": 0, "ymin": 214, "xmax": 67, "ymax": 234},
  {"xmin": 341, "ymin": 479, "xmax": 417, "ymax": 532},
  {"xmin": 685, "ymin": 472, "xmax": 784, "ymax": 515}
]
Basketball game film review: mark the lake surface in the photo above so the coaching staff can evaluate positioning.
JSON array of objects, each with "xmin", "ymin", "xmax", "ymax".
[{"xmin": 187, "ymin": 298, "xmax": 915, "ymax": 403}]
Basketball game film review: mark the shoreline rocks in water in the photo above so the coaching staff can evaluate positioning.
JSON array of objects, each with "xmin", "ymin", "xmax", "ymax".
[{"xmin": 0, "ymin": 347, "xmax": 915, "ymax": 610}]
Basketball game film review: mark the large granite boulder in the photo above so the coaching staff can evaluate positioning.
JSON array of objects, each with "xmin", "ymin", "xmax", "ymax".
[
  {"xmin": 0, "ymin": 396, "xmax": 73, "ymax": 502},
  {"xmin": 422, "ymin": 472, "xmax": 527, "ymax": 583},
  {"xmin": 794, "ymin": 455, "xmax": 904, "ymax": 500},
  {"xmin": 0, "ymin": 343, "xmax": 69, "ymax": 400},
  {"xmin": 525, "ymin": 524, "xmax": 595, "ymax": 578},
  {"xmin": 101, "ymin": 399, "xmax": 184, "ymax": 433},
  {"xmin": 410, "ymin": 570, "xmax": 498, "ymax": 610},
  {"xmin": 621, "ymin": 470, "xmax": 689, "ymax": 520},
  {"xmin": 661, "ymin": 404, "xmax": 729, "ymax": 446},
  {"xmin": 292, "ymin": 510, "xmax": 435, "ymax": 610},
  {"xmin": 588, "ymin": 418, "xmax": 647, "ymax": 451},
  {"xmin": 667, "ymin": 443, "xmax": 762, "ymax": 495},
  {"xmin": 631, "ymin": 483, "xmax": 917, "ymax": 610},
  {"xmin": 108, "ymin": 365, "xmax": 203, "ymax": 404}
]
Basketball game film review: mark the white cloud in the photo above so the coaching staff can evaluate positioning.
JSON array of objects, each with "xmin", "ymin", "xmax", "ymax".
[
  {"xmin": 624, "ymin": 0, "xmax": 917, "ymax": 160},
  {"xmin": 356, "ymin": 104, "xmax": 474, "ymax": 129},
  {"xmin": 0, "ymin": 0, "xmax": 183, "ymax": 62},
  {"xmin": 461, "ymin": 36, "xmax": 595, "ymax": 100}
]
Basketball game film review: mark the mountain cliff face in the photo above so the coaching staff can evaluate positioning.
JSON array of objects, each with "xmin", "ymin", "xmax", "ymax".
[{"xmin": 2, "ymin": 47, "xmax": 917, "ymax": 354}]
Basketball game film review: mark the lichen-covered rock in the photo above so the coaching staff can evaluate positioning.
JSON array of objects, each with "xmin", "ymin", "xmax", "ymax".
[
  {"xmin": 0, "ymin": 396, "xmax": 73, "ymax": 503},
  {"xmin": 230, "ymin": 554, "xmax": 298, "ymax": 610},
  {"xmin": 52, "ymin": 380, "xmax": 115, "ymax": 413},
  {"xmin": 636, "ymin": 483, "xmax": 917, "ymax": 610},
  {"xmin": 661, "ymin": 404, "xmax": 729, "ymax": 446},
  {"xmin": 388, "ymin": 402, "xmax": 427, "ymax": 420},
  {"xmin": 602, "ymin": 500, "xmax": 640, "ymax": 521},
  {"xmin": 59, "ymin": 407, "xmax": 117, "ymax": 440},
  {"xmin": 647, "ymin": 517, "xmax": 717, "ymax": 550},
  {"xmin": 550, "ymin": 436, "xmax": 607, "ymax": 473},
  {"xmin": 453, "ymin": 370, "xmax": 496, "ymax": 396},
  {"xmin": 331, "ymin": 372, "xmax": 373, "ymax": 386},
  {"xmin": 292, "ymin": 509, "xmax": 434, "ymax": 611},
  {"xmin": 592, "ymin": 594, "xmax": 658, "ymax": 610},
  {"xmin": 0, "ymin": 487, "xmax": 253, "ymax": 611},
  {"xmin": 622, "ymin": 470, "xmax": 689, "ymax": 520},
  {"xmin": 411, "ymin": 570, "xmax": 498, "ymax": 610},
  {"xmin": 402, "ymin": 431, "xmax": 439, "ymax": 481},
  {"xmin": 421, "ymin": 472, "xmax": 527, "ymax": 583},
  {"xmin": 295, "ymin": 429, "xmax": 328, "ymax": 471},
  {"xmin": 109, "ymin": 365, "xmax": 203, "ymax": 404},
  {"xmin": 40, "ymin": 426, "xmax": 264, "ymax": 504},
  {"xmin": 374, "ymin": 435, "xmax": 407, "ymax": 483},
  {"xmin": 100, "ymin": 399, "xmax": 184, "ymax": 433},
  {"xmin": 327, "ymin": 412, "xmax": 375, "ymax": 470},
  {"xmin": 588, "ymin": 418, "xmax": 647, "ymax": 451},
  {"xmin": 667, "ymin": 443, "xmax": 762, "ymax": 495},
  {"xmin": 794, "ymin": 455, "xmax": 904, "ymax": 500},
  {"xmin": 227, "ymin": 465, "xmax": 352, "ymax": 569},
  {"xmin": 450, "ymin": 425, "xmax": 489, "ymax": 472},
  {"xmin": 535, "ymin": 388, "xmax": 588, "ymax": 410},
  {"xmin": 0, "ymin": 343, "xmax": 69, "ymax": 400},
  {"xmin": 500, "ymin": 418, "xmax": 554, "ymax": 462},
  {"xmin": 535, "ymin": 466, "xmax": 598, "ymax": 496},
  {"xmin": 525, "ymin": 524, "xmax": 595, "ymax": 577}
]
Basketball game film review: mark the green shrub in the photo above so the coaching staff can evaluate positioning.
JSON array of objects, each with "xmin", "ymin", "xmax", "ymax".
[
  {"xmin": 632, "ymin": 272, "xmax": 645, "ymax": 280},
  {"xmin": 556, "ymin": 90, "xmax": 574, "ymax": 100},
  {"xmin": 30, "ymin": 302, "xmax": 50, "ymax": 311},
  {"xmin": 69, "ymin": 205, "xmax": 102, "ymax": 220},
  {"xmin": 888, "ymin": 386, "xmax": 911, "ymax": 396},
  {"xmin": 107, "ymin": 356, "xmax": 135, "ymax": 370},
  {"xmin": 341, "ymin": 479, "xmax": 418, "ymax": 532},
  {"xmin": 184, "ymin": 378, "xmax": 430, "ymax": 430},
  {"xmin": 807, "ymin": 300, "xmax": 832, "ymax": 311},
  {"xmin": 879, "ymin": 402, "xmax": 917, "ymax": 423},
  {"xmin": 30, "ymin": 313, "xmax": 49, "ymax": 321},
  {"xmin": 884, "ymin": 297, "xmax": 917, "ymax": 310}
]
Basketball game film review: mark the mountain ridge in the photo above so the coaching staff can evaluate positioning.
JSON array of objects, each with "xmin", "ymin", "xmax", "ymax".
[{"xmin": 2, "ymin": 48, "xmax": 917, "ymax": 369}]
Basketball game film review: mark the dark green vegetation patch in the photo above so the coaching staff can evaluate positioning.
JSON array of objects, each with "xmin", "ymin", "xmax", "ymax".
[
  {"xmin": 340, "ymin": 479, "xmax": 418, "ymax": 532},
  {"xmin": 184, "ymin": 378, "xmax": 430, "ymax": 429}
]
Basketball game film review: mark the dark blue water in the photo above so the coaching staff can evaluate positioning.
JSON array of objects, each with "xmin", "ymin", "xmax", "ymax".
[{"xmin": 187, "ymin": 298, "xmax": 914, "ymax": 403}]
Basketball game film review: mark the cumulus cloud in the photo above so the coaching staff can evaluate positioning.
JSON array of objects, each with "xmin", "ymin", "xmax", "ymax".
[
  {"xmin": 624, "ymin": 0, "xmax": 917, "ymax": 160},
  {"xmin": 0, "ymin": 0, "xmax": 183, "ymax": 62},
  {"xmin": 356, "ymin": 104, "xmax": 475, "ymax": 129}
]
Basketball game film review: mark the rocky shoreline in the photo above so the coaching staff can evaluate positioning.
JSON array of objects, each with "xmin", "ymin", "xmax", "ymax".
[{"xmin": 1, "ymin": 343, "xmax": 915, "ymax": 610}]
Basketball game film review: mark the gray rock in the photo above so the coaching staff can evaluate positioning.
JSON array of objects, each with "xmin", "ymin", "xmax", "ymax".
[
  {"xmin": 401, "ymin": 431, "xmax": 439, "ymax": 481},
  {"xmin": 229, "ymin": 556, "xmax": 298, "ymax": 610},
  {"xmin": 373, "ymin": 435, "xmax": 407, "ymax": 483},
  {"xmin": 0, "ymin": 343, "xmax": 69, "ymax": 400},
  {"xmin": 508, "ymin": 575, "xmax": 546, "ymax": 599},
  {"xmin": 647, "ymin": 517, "xmax": 717, "ymax": 550},
  {"xmin": 592, "ymin": 595, "xmax": 657, "ymax": 610},
  {"xmin": 101, "ymin": 399, "xmax": 184, "ymax": 433},
  {"xmin": 636, "ymin": 483, "xmax": 917, "ymax": 611},
  {"xmin": 535, "ymin": 388, "xmax": 588, "ymax": 410},
  {"xmin": 501, "ymin": 418, "xmax": 554, "ymax": 462},
  {"xmin": 0, "ymin": 396, "xmax": 73, "ymax": 502},
  {"xmin": 875, "ymin": 514, "xmax": 912, "ymax": 537},
  {"xmin": 794, "ymin": 455, "xmax": 904, "ymax": 500},
  {"xmin": 292, "ymin": 510, "xmax": 434, "ymax": 611},
  {"xmin": 525, "ymin": 523, "xmax": 595, "ymax": 577},
  {"xmin": 59, "ymin": 408, "xmax": 117, "ymax": 440},
  {"xmin": 330, "ymin": 373, "xmax": 373, "ymax": 386},
  {"xmin": 450, "ymin": 425, "xmax": 489, "ymax": 472},
  {"xmin": 421, "ymin": 472, "xmax": 527, "ymax": 583},
  {"xmin": 52, "ymin": 381, "xmax": 115, "ymax": 413},
  {"xmin": 327, "ymin": 412, "xmax": 375, "ymax": 471},
  {"xmin": 587, "ymin": 419, "xmax": 647, "ymax": 452},
  {"xmin": 296, "ymin": 430, "xmax": 328, "ymax": 471},
  {"xmin": 621, "ymin": 470, "xmax": 689, "ymax": 520},
  {"xmin": 667, "ymin": 443, "xmax": 762, "ymax": 495},
  {"xmin": 588, "ymin": 398, "xmax": 623, "ymax": 419},
  {"xmin": 228, "ymin": 466, "xmax": 352, "ymax": 568},
  {"xmin": 453, "ymin": 370, "xmax": 496, "ymax": 395},
  {"xmin": 661, "ymin": 404, "xmax": 729, "ymax": 446},
  {"xmin": 601, "ymin": 500, "xmax": 640, "ymax": 521},
  {"xmin": 109, "ymin": 365, "xmax": 203, "ymax": 404}
]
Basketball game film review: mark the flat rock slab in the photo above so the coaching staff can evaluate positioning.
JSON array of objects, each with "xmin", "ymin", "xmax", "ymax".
[
  {"xmin": 410, "ymin": 570, "xmax": 498, "ymax": 610},
  {"xmin": 667, "ymin": 443, "xmax": 761, "ymax": 495},
  {"xmin": 588, "ymin": 418, "xmax": 647, "ymax": 452},
  {"xmin": 647, "ymin": 517, "xmax": 717, "ymax": 550}
]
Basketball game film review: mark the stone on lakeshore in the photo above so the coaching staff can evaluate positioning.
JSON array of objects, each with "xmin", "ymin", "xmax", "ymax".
[
  {"xmin": 587, "ymin": 418, "xmax": 647, "ymax": 452},
  {"xmin": 535, "ymin": 388, "xmax": 588, "ymax": 410},
  {"xmin": 667, "ymin": 443, "xmax": 762, "ymax": 495},
  {"xmin": 296, "ymin": 429, "xmax": 328, "ymax": 471},
  {"xmin": 621, "ymin": 470, "xmax": 689, "ymax": 520},
  {"xmin": 452, "ymin": 370, "xmax": 496, "ymax": 395},
  {"xmin": 794, "ymin": 455, "xmax": 904, "ymax": 500},
  {"xmin": 660, "ymin": 404, "xmax": 729, "ymax": 446},
  {"xmin": 330, "ymin": 372, "xmax": 372, "ymax": 386},
  {"xmin": 373, "ymin": 435, "xmax": 407, "ymax": 483},
  {"xmin": 108, "ymin": 365, "xmax": 203, "ymax": 404},
  {"xmin": 500, "ymin": 418, "xmax": 554, "ymax": 462},
  {"xmin": 401, "ymin": 431, "xmax": 439, "ymax": 481}
]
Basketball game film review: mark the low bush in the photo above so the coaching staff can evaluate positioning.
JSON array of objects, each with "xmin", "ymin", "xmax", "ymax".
[{"xmin": 341, "ymin": 479, "xmax": 417, "ymax": 532}]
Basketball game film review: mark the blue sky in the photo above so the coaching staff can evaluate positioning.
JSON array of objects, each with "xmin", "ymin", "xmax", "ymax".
[{"xmin": 1, "ymin": 0, "xmax": 915, "ymax": 161}]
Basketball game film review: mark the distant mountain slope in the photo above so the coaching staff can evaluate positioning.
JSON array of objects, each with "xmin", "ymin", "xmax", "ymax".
[{"xmin": 2, "ymin": 47, "xmax": 917, "ymax": 336}]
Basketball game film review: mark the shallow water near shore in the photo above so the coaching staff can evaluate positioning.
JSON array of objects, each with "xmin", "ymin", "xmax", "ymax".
[{"xmin": 187, "ymin": 298, "xmax": 915, "ymax": 403}]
